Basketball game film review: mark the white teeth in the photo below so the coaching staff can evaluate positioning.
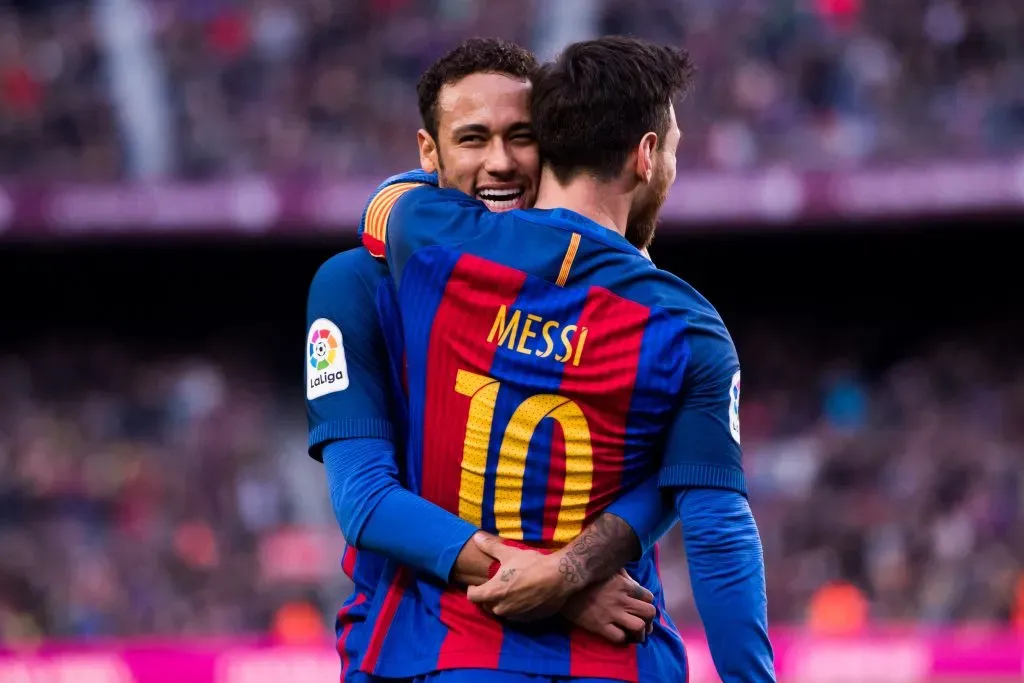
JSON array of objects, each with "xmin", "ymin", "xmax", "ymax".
[
  {"xmin": 478, "ymin": 189, "xmax": 522, "ymax": 200},
  {"xmin": 477, "ymin": 188, "xmax": 524, "ymax": 212}
]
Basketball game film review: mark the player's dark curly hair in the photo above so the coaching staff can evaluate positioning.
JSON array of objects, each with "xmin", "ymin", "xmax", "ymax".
[
  {"xmin": 417, "ymin": 38, "xmax": 539, "ymax": 141},
  {"xmin": 530, "ymin": 36, "xmax": 695, "ymax": 183}
]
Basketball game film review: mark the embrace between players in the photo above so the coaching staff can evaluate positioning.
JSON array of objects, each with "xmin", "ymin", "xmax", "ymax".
[{"xmin": 305, "ymin": 36, "xmax": 776, "ymax": 683}]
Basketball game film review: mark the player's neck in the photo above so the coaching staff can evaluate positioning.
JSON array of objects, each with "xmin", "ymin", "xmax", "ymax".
[{"xmin": 533, "ymin": 167, "xmax": 629, "ymax": 239}]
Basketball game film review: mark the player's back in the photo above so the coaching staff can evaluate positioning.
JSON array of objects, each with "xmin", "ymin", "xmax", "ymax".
[
  {"xmin": 388, "ymin": 198, "xmax": 727, "ymax": 545},
  {"xmin": 359, "ymin": 185, "xmax": 733, "ymax": 682}
]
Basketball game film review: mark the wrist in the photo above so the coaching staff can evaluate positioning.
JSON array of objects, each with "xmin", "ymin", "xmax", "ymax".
[{"xmin": 552, "ymin": 547, "xmax": 590, "ymax": 596}]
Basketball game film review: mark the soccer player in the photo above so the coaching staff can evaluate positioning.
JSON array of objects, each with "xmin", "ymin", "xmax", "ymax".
[
  {"xmin": 307, "ymin": 39, "xmax": 676, "ymax": 682},
  {"xmin": 356, "ymin": 37, "xmax": 776, "ymax": 683}
]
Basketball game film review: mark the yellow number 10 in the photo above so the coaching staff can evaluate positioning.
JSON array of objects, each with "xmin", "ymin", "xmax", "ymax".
[{"xmin": 454, "ymin": 369, "xmax": 594, "ymax": 544}]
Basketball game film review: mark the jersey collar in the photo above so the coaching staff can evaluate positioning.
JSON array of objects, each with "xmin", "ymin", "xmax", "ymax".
[{"xmin": 514, "ymin": 208, "xmax": 643, "ymax": 256}]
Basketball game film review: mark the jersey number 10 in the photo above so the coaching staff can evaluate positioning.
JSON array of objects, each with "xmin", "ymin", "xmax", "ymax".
[{"xmin": 455, "ymin": 369, "xmax": 594, "ymax": 544}]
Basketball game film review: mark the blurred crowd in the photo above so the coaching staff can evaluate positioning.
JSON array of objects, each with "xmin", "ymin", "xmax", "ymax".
[
  {"xmin": 1, "ymin": 327, "xmax": 1022, "ymax": 639},
  {"xmin": 0, "ymin": 344, "xmax": 329, "ymax": 640},
  {"xmin": 1, "ymin": 0, "xmax": 1023, "ymax": 181}
]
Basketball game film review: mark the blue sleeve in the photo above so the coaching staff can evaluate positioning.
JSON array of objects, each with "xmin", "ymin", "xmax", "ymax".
[
  {"xmin": 324, "ymin": 438, "xmax": 478, "ymax": 582},
  {"xmin": 605, "ymin": 474, "xmax": 676, "ymax": 555},
  {"xmin": 658, "ymin": 312, "xmax": 747, "ymax": 495},
  {"xmin": 677, "ymin": 488, "xmax": 776, "ymax": 683},
  {"xmin": 306, "ymin": 250, "xmax": 397, "ymax": 459}
]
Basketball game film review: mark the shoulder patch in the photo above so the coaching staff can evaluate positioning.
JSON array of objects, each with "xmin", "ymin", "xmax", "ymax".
[
  {"xmin": 362, "ymin": 182, "xmax": 422, "ymax": 259},
  {"xmin": 307, "ymin": 318, "xmax": 350, "ymax": 400},
  {"xmin": 729, "ymin": 370, "xmax": 741, "ymax": 444}
]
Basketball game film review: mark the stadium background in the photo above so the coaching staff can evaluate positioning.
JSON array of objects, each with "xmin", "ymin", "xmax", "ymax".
[{"xmin": 1, "ymin": 0, "xmax": 1023, "ymax": 681}]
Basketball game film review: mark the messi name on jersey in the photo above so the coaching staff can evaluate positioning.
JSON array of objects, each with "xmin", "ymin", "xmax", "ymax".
[{"xmin": 487, "ymin": 304, "xmax": 589, "ymax": 366}]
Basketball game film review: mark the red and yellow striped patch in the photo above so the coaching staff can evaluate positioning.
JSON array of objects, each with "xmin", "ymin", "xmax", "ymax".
[{"xmin": 361, "ymin": 182, "xmax": 422, "ymax": 258}]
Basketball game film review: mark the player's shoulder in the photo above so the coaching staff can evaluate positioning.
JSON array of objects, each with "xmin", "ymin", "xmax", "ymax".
[
  {"xmin": 630, "ymin": 263, "xmax": 737, "ymax": 362},
  {"xmin": 391, "ymin": 185, "xmax": 499, "ymax": 224},
  {"xmin": 626, "ymin": 261, "xmax": 727, "ymax": 330},
  {"xmin": 309, "ymin": 247, "xmax": 389, "ymax": 299}
]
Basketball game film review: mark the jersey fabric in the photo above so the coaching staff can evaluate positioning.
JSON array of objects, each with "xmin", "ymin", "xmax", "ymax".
[
  {"xmin": 412, "ymin": 671, "xmax": 625, "ymax": 683},
  {"xmin": 356, "ymin": 183, "xmax": 745, "ymax": 682},
  {"xmin": 306, "ymin": 248, "xmax": 403, "ymax": 682}
]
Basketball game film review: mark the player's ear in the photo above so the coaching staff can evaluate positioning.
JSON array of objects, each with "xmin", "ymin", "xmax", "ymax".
[
  {"xmin": 417, "ymin": 129, "xmax": 439, "ymax": 174},
  {"xmin": 635, "ymin": 132, "xmax": 658, "ymax": 184}
]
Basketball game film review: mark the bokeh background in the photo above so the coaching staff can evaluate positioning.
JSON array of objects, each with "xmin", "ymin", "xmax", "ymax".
[{"xmin": 1, "ymin": 0, "xmax": 1023, "ymax": 681}]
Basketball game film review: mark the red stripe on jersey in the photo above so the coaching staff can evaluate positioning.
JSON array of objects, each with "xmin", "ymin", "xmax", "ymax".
[
  {"xmin": 421, "ymin": 254, "xmax": 526, "ymax": 667},
  {"xmin": 361, "ymin": 567, "xmax": 411, "ymax": 673},
  {"xmin": 438, "ymin": 538, "xmax": 553, "ymax": 669},
  {"xmin": 362, "ymin": 232, "xmax": 385, "ymax": 259},
  {"xmin": 341, "ymin": 545, "xmax": 357, "ymax": 579},
  {"xmin": 336, "ymin": 593, "xmax": 367, "ymax": 681},
  {"xmin": 420, "ymin": 253, "xmax": 526, "ymax": 513},
  {"xmin": 560, "ymin": 286, "xmax": 648, "ymax": 523},
  {"xmin": 570, "ymin": 630, "xmax": 639, "ymax": 681},
  {"xmin": 559, "ymin": 287, "xmax": 647, "ymax": 680},
  {"xmin": 541, "ymin": 423, "xmax": 567, "ymax": 542},
  {"xmin": 435, "ymin": 590, "xmax": 504, "ymax": 670}
]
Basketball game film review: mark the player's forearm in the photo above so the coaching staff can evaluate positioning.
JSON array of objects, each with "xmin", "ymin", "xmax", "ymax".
[
  {"xmin": 323, "ymin": 439, "xmax": 477, "ymax": 582},
  {"xmin": 551, "ymin": 512, "xmax": 641, "ymax": 591},
  {"xmin": 546, "ymin": 475, "xmax": 676, "ymax": 595},
  {"xmin": 677, "ymin": 488, "xmax": 776, "ymax": 683}
]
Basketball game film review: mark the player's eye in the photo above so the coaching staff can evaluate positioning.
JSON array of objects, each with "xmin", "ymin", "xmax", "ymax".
[{"xmin": 459, "ymin": 135, "xmax": 486, "ymax": 145}]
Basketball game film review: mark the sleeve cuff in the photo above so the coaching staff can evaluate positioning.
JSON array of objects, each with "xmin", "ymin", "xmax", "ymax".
[
  {"xmin": 658, "ymin": 463, "xmax": 748, "ymax": 496},
  {"xmin": 308, "ymin": 419, "xmax": 395, "ymax": 460}
]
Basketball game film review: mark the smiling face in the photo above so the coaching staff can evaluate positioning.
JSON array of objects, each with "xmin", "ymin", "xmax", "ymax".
[{"xmin": 417, "ymin": 72, "xmax": 540, "ymax": 212}]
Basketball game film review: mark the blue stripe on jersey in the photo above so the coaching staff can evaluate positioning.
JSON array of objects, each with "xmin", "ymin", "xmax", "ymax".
[
  {"xmin": 621, "ymin": 306, "xmax": 690, "ymax": 483},
  {"xmin": 390, "ymin": 248, "xmax": 462, "ymax": 497},
  {"xmin": 374, "ymin": 276, "xmax": 411, "ymax": 473},
  {"xmin": 481, "ymin": 276, "xmax": 590, "ymax": 674}
]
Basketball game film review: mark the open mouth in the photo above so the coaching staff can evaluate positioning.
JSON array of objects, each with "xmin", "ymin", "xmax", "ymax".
[{"xmin": 477, "ymin": 187, "xmax": 526, "ymax": 212}]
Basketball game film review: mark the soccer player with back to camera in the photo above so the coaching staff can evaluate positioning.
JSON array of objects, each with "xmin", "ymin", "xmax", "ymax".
[
  {"xmin": 306, "ymin": 38, "xmax": 681, "ymax": 683},
  {"xmin": 356, "ymin": 36, "xmax": 777, "ymax": 683}
]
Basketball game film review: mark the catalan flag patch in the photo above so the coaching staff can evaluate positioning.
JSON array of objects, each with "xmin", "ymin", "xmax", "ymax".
[{"xmin": 361, "ymin": 182, "xmax": 423, "ymax": 259}]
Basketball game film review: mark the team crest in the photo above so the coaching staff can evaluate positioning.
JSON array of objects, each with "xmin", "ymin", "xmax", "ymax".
[
  {"xmin": 729, "ymin": 370, "xmax": 741, "ymax": 444},
  {"xmin": 307, "ymin": 318, "xmax": 349, "ymax": 400}
]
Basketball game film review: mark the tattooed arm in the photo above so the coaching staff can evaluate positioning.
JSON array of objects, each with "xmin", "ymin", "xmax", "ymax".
[
  {"xmin": 556, "ymin": 513, "xmax": 640, "ymax": 588},
  {"xmin": 466, "ymin": 471, "xmax": 675, "ymax": 624},
  {"xmin": 465, "ymin": 510, "xmax": 652, "ymax": 622}
]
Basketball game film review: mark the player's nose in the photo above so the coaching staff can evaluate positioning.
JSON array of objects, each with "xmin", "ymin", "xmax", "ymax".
[{"xmin": 483, "ymin": 142, "xmax": 517, "ymax": 177}]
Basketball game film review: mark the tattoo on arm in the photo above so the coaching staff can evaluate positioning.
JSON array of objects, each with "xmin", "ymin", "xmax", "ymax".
[{"xmin": 557, "ymin": 513, "xmax": 640, "ymax": 587}]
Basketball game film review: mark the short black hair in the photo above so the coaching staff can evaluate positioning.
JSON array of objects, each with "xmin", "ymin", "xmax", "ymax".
[
  {"xmin": 417, "ymin": 38, "xmax": 539, "ymax": 141},
  {"xmin": 530, "ymin": 36, "xmax": 695, "ymax": 183}
]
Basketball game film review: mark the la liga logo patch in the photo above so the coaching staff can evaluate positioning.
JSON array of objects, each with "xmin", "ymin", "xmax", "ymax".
[
  {"xmin": 309, "ymin": 327, "xmax": 339, "ymax": 371},
  {"xmin": 306, "ymin": 318, "xmax": 349, "ymax": 400}
]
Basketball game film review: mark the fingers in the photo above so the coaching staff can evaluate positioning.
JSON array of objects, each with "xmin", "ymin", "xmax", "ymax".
[
  {"xmin": 624, "ymin": 598, "xmax": 657, "ymax": 623},
  {"xmin": 628, "ymin": 582, "xmax": 654, "ymax": 603},
  {"xmin": 614, "ymin": 613, "xmax": 647, "ymax": 641},
  {"xmin": 473, "ymin": 533, "xmax": 514, "ymax": 561},
  {"xmin": 466, "ymin": 574, "xmax": 504, "ymax": 604}
]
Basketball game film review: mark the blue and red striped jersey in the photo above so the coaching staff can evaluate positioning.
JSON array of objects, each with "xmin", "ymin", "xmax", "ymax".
[
  {"xmin": 305, "ymin": 249, "xmax": 405, "ymax": 682},
  {"xmin": 358, "ymin": 184, "xmax": 745, "ymax": 682}
]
